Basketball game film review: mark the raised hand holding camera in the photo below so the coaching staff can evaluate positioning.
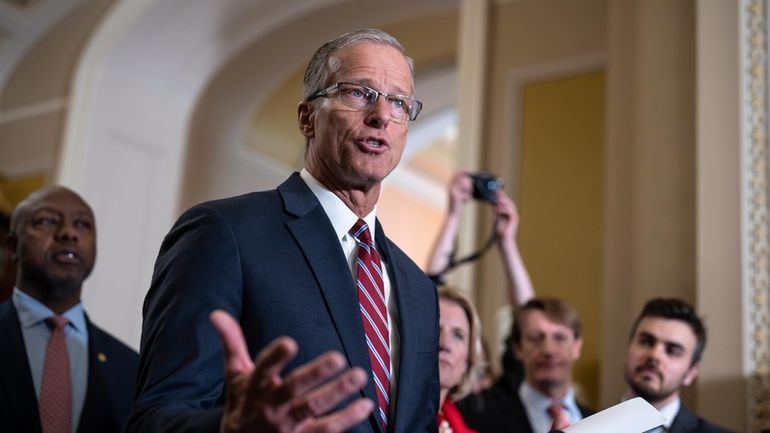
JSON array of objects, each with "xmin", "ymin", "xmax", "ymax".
[
  {"xmin": 470, "ymin": 171, "xmax": 504, "ymax": 204},
  {"xmin": 429, "ymin": 171, "xmax": 506, "ymax": 282}
]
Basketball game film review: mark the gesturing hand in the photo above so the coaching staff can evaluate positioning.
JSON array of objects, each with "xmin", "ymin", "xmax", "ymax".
[{"xmin": 210, "ymin": 310, "xmax": 374, "ymax": 433}]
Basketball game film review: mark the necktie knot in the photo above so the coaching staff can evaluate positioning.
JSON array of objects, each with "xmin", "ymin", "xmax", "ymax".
[
  {"xmin": 349, "ymin": 219, "xmax": 373, "ymax": 245},
  {"xmin": 547, "ymin": 401, "xmax": 565, "ymax": 418},
  {"xmin": 46, "ymin": 315, "xmax": 69, "ymax": 331},
  {"xmin": 548, "ymin": 401, "xmax": 571, "ymax": 431}
]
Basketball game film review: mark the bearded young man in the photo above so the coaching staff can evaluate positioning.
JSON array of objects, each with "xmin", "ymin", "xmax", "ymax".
[{"xmin": 624, "ymin": 298, "xmax": 736, "ymax": 433}]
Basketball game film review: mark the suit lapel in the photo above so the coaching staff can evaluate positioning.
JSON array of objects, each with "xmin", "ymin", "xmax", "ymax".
[
  {"xmin": 512, "ymin": 391, "xmax": 534, "ymax": 433},
  {"xmin": 0, "ymin": 302, "xmax": 43, "ymax": 433},
  {"xmin": 668, "ymin": 404, "xmax": 698, "ymax": 433},
  {"xmin": 279, "ymin": 174, "xmax": 381, "ymax": 431},
  {"xmin": 375, "ymin": 220, "xmax": 419, "ymax": 433},
  {"xmin": 76, "ymin": 318, "xmax": 111, "ymax": 433}
]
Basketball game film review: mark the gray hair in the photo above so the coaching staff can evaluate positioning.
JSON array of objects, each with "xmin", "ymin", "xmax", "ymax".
[{"xmin": 302, "ymin": 29, "xmax": 415, "ymax": 101}]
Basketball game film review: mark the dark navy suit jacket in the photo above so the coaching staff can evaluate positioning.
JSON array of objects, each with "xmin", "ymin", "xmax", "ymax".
[
  {"xmin": 0, "ymin": 301, "xmax": 139, "ymax": 433},
  {"xmin": 669, "ymin": 404, "xmax": 737, "ymax": 433},
  {"xmin": 127, "ymin": 173, "xmax": 440, "ymax": 433},
  {"xmin": 457, "ymin": 375, "xmax": 593, "ymax": 433}
]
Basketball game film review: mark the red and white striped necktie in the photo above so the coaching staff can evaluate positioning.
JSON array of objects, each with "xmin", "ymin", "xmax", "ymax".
[{"xmin": 350, "ymin": 219, "xmax": 390, "ymax": 429}]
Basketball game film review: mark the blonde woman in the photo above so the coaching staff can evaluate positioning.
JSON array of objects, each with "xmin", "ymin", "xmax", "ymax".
[{"xmin": 437, "ymin": 287, "xmax": 484, "ymax": 433}]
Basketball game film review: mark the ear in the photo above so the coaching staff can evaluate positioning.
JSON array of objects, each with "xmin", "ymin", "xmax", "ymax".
[
  {"xmin": 682, "ymin": 361, "xmax": 700, "ymax": 387},
  {"xmin": 6, "ymin": 232, "xmax": 18, "ymax": 263},
  {"xmin": 571, "ymin": 336, "xmax": 584, "ymax": 361},
  {"xmin": 297, "ymin": 101, "xmax": 316, "ymax": 139}
]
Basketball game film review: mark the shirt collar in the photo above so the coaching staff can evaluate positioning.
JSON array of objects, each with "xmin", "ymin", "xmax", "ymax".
[
  {"xmin": 12, "ymin": 287, "xmax": 86, "ymax": 333},
  {"xmin": 300, "ymin": 168, "xmax": 378, "ymax": 241},
  {"xmin": 656, "ymin": 397, "xmax": 681, "ymax": 428},
  {"xmin": 520, "ymin": 381, "xmax": 581, "ymax": 416}
]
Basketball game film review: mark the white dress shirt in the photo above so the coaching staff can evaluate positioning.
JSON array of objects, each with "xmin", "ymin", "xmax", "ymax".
[{"xmin": 300, "ymin": 168, "xmax": 401, "ymax": 411}]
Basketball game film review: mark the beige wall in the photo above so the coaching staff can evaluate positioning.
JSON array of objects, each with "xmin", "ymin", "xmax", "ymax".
[
  {"xmin": 379, "ymin": 186, "xmax": 446, "ymax": 268},
  {"xmin": 695, "ymin": 1, "xmax": 744, "ymax": 431},
  {"xmin": 599, "ymin": 2, "xmax": 746, "ymax": 429},
  {"xmin": 476, "ymin": 3, "xmax": 745, "ymax": 428},
  {"xmin": 517, "ymin": 70, "xmax": 605, "ymax": 407},
  {"xmin": 473, "ymin": 0, "xmax": 608, "ymax": 404},
  {"xmin": 602, "ymin": 0, "xmax": 698, "ymax": 409}
]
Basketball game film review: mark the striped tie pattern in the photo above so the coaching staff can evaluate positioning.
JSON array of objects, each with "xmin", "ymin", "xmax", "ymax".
[
  {"xmin": 349, "ymin": 219, "xmax": 390, "ymax": 429},
  {"xmin": 39, "ymin": 315, "xmax": 71, "ymax": 433}
]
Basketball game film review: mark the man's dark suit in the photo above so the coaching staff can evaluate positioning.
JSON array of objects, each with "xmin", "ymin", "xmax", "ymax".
[
  {"xmin": 0, "ymin": 301, "xmax": 139, "ymax": 433},
  {"xmin": 456, "ymin": 376, "xmax": 593, "ymax": 433},
  {"xmin": 669, "ymin": 404, "xmax": 736, "ymax": 433},
  {"xmin": 127, "ymin": 173, "xmax": 440, "ymax": 433}
]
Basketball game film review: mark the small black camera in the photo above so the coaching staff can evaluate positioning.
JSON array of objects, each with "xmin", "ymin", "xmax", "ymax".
[{"xmin": 470, "ymin": 171, "xmax": 503, "ymax": 204}]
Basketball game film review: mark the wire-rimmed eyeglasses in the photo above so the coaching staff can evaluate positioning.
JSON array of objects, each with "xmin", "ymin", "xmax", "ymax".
[{"xmin": 307, "ymin": 82, "xmax": 423, "ymax": 123}]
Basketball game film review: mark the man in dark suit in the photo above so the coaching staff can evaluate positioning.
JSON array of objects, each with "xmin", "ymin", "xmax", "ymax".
[
  {"xmin": 457, "ymin": 298, "xmax": 592, "ymax": 433},
  {"xmin": 127, "ymin": 29, "xmax": 439, "ymax": 433},
  {"xmin": 624, "ymin": 298, "xmax": 736, "ymax": 433},
  {"xmin": 0, "ymin": 186, "xmax": 138, "ymax": 433}
]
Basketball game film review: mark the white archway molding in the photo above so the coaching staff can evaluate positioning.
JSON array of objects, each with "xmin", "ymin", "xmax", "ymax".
[{"xmin": 59, "ymin": 0, "xmax": 457, "ymax": 348}]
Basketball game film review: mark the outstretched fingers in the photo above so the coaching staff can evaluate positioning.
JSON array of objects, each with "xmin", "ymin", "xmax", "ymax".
[
  {"xmin": 302, "ymin": 398, "xmax": 374, "ymax": 433},
  {"xmin": 287, "ymin": 365, "xmax": 369, "ymax": 423},
  {"xmin": 210, "ymin": 310, "xmax": 373, "ymax": 433},
  {"xmin": 249, "ymin": 336, "xmax": 299, "ymax": 388},
  {"xmin": 210, "ymin": 310, "xmax": 255, "ymax": 374}
]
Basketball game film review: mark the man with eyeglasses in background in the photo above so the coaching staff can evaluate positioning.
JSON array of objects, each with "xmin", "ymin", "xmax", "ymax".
[{"xmin": 127, "ymin": 29, "xmax": 439, "ymax": 433}]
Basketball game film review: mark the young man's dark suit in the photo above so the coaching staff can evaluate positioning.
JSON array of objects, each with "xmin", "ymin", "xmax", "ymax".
[
  {"xmin": 128, "ymin": 173, "xmax": 440, "ymax": 433},
  {"xmin": 456, "ymin": 375, "xmax": 593, "ymax": 433},
  {"xmin": 669, "ymin": 404, "xmax": 736, "ymax": 433},
  {"xmin": 0, "ymin": 300, "xmax": 138, "ymax": 433}
]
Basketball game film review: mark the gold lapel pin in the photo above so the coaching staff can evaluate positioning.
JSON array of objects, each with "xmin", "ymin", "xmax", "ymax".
[{"xmin": 97, "ymin": 353, "xmax": 107, "ymax": 363}]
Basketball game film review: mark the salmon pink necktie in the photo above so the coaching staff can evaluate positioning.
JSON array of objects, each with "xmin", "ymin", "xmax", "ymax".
[
  {"xmin": 548, "ymin": 401, "xmax": 570, "ymax": 431},
  {"xmin": 39, "ymin": 315, "xmax": 71, "ymax": 433}
]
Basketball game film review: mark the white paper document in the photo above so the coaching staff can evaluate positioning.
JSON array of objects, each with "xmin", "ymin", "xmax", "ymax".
[{"xmin": 562, "ymin": 397, "xmax": 665, "ymax": 433}]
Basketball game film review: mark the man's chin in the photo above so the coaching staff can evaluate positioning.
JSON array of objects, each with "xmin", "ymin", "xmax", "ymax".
[
  {"xmin": 533, "ymin": 376, "xmax": 568, "ymax": 390},
  {"xmin": 46, "ymin": 274, "xmax": 85, "ymax": 294},
  {"xmin": 629, "ymin": 381, "xmax": 671, "ymax": 404}
]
